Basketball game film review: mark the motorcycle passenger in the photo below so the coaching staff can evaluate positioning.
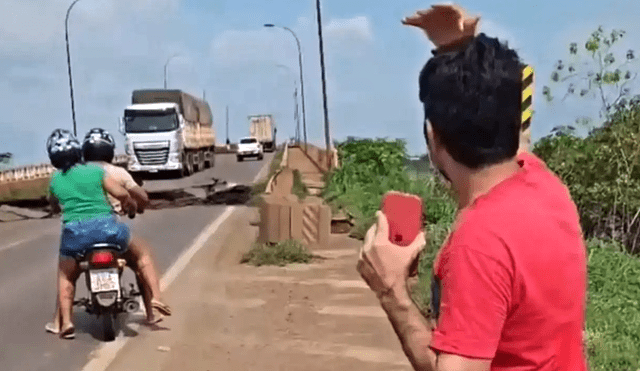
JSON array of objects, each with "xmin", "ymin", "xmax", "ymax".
[
  {"xmin": 45, "ymin": 129, "xmax": 171, "ymax": 339},
  {"xmin": 46, "ymin": 129, "xmax": 136, "ymax": 339},
  {"xmin": 80, "ymin": 128, "xmax": 170, "ymax": 326}
]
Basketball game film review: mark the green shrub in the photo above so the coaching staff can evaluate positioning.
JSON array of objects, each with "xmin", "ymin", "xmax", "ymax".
[
  {"xmin": 241, "ymin": 239, "xmax": 315, "ymax": 267},
  {"xmin": 323, "ymin": 138, "xmax": 455, "ymax": 240},
  {"xmin": 533, "ymin": 103, "xmax": 640, "ymax": 254}
]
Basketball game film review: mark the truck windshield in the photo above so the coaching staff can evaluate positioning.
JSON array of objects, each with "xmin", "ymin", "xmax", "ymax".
[
  {"xmin": 124, "ymin": 110, "xmax": 178, "ymax": 133},
  {"xmin": 240, "ymin": 138, "xmax": 257, "ymax": 144}
]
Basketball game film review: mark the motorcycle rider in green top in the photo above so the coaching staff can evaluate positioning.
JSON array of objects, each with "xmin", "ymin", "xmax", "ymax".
[{"xmin": 45, "ymin": 129, "xmax": 170, "ymax": 339}]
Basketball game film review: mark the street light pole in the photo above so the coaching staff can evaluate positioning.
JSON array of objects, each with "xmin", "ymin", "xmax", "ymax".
[
  {"xmin": 315, "ymin": 0, "xmax": 332, "ymax": 153},
  {"xmin": 164, "ymin": 54, "xmax": 180, "ymax": 89},
  {"xmin": 65, "ymin": 0, "xmax": 82, "ymax": 137},
  {"xmin": 264, "ymin": 24, "xmax": 307, "ymax": 147},
  {"xmin": 276, "ymin": 64, "xmax": 301, "ymax": 144}
]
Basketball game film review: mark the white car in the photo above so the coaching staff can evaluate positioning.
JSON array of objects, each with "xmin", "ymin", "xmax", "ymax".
[{"xmin": 237, "ymin": 137, "xmax": 264, "ymax": 162}]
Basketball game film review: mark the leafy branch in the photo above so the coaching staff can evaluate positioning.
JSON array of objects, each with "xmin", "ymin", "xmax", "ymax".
[{"xmin": 543, "ymin": 26, "xmax": 639, "ymax": 124}]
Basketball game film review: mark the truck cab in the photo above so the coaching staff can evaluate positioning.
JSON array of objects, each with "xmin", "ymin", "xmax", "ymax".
[
  {"xmin": 121, "ymin": 103, "xmax": 183, "ymax": 174},
  {"xmin": 236, "ymin": 137, "xmax": 263, "ymax": 162}
]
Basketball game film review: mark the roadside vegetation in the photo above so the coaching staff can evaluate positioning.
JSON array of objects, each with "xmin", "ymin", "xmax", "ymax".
[
  {"xmin": 241, "ymin": 239, "xmax": 316, "ymax": 267},
  {"xmin": 320, "ymin": 26, "xmax": 640, "ymax": 370},
  {"xmin": 322, "ymin": 134, "xmax": 640, "ymax": 370},
  {"xmin": 291, "ymin": 169, "xmax": 309, "ymax": 201}
]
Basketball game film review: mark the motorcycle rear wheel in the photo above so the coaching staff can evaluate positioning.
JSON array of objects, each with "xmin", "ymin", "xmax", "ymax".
[{"xmin": 102, "ymin": 313, "xmax": 117, "ymax": 341}]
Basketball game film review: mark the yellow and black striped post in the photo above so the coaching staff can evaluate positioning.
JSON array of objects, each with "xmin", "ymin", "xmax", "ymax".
[{"xmin": 521, "ymin": 64, "xmax": 534, "ymax": 131}]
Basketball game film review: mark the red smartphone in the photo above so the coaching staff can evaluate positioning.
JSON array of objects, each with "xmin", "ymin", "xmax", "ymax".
[{"xmin": 380, "ymin": 191, "xmax": 424, "ymax": 247}]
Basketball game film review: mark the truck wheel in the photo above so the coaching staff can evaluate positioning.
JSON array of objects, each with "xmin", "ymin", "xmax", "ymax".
[
  {"xmin": 198, "ymin": 150, "xmax": 205, "ymax": 172},
  {"xmin": 182, "ymin": 152, "xmax": 193, "ymax": 177},
  {"xmin": 237, "ymin": 155, "xmax": 243, "ymax": 162},
  {"xmin": 204, "ymin": 150, "xmax": 212, "ymax": 169},
  {"xmin": 258, "ymin": 153, "xmax": 264, "ymax": 160}
]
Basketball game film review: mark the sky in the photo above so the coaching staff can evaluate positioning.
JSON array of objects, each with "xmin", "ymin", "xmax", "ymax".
[{"xmin": 1, "ymin": 0, "xmax": 639, "ymax": 166}]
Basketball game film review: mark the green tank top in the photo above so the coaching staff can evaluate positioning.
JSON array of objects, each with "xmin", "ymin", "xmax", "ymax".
[{"xmin": 49, "ymin": 163, "xmax": 114, "ymax": 223}]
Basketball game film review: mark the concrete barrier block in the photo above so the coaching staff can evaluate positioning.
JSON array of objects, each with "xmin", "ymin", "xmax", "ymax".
[
  {"xmin": 278, "ymin": 201, "xmax": 291, "ymax": 242},
  {"xmin": 317, "ymin": 203, "xmax": 332, "ymax": 249},
  {"xmin": 258, "ymin": 194, "xmax": 293, "ymax": 244},
  {"xmin": 289, "ymin": 198, "xmax": 304, "ymax": 241},
  {"xmin": 258, "ymin": 195, "xmax": 281, "ymax": 243}
]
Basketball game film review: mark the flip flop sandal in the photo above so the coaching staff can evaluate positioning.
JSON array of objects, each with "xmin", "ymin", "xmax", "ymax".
[
  {"xmin": 59, "ymin": 325, "xmax": 75, "ymax": 340},
  {"xmin": 145, "ymin": 313, "xmax": 165, "ymax": 326},
  {"xmin": 45, "ymin": 322, "xmax": 60, "ymax": 334},
  {"xmin": 151, "ymin": 299, "xmax": 172, "ymax": 316}
]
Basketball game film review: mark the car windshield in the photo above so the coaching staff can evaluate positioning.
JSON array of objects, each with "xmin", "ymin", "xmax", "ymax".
[
  {"xmin": 124, "ymin": 109, "xmax": 178, "ymax": 133},
  {"xmin": 240, "ymin": 138, "xmax": 257, "ymax": 144}
]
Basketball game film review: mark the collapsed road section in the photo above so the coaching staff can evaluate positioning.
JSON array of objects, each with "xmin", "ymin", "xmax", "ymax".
[{"xmin": 0, "ymin": 178, "xmax": 252, "ymax": 222}]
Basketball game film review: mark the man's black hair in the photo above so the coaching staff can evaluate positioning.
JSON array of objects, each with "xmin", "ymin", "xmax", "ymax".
[{"xmin": 419, "ymin": 33, "xmax": 524, "ymax": 169}]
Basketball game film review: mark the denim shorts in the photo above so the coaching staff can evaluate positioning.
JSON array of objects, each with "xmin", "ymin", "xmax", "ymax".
[{"xmin": 59, "ymin": 215, "xmax": 130, "ymax": 259}]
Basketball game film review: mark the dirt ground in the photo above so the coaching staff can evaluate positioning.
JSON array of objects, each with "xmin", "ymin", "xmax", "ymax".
[{"xmin": 104, "ymin": 205, "xmax": 412, "ymax": 371}]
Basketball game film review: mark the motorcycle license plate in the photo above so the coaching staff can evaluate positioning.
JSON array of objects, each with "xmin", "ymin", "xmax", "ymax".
[{"xmin": 89, "ymin": 269, "xmax": 119, "ymax": 293}]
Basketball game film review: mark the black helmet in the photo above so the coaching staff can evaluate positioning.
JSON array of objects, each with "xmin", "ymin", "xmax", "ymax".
[
  {"xmin": 82, "ymin": 128, "xmax": 115, "ymax": 163},
  {"xmin": 47, "ymin": 129, "xmax": 82, "ymax": 172}
]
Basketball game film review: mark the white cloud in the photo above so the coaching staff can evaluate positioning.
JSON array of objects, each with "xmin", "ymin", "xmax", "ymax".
[
  {"xmin": 325, "ymin": 15, "xmax": 374, "ymax": 43},
  {"xmin": 0, "ymin": 0, "xmax": 186, "ymax": 165},
  {"xmin": 210, "ymin": 29, "xmax": 295, "ymax": 68},
  {"xmin": 0, "ymin": 0, "xmax": 179, "ymax": 58}
]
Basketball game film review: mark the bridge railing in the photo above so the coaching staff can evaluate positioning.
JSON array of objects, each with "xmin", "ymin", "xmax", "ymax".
[{"xmin": 0, "ymin": 155, "xmax": 129, "ymax": 184}]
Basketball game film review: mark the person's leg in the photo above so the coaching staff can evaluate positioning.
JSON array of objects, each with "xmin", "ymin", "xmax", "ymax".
[
  {"xmin": 58, "ymin": 256, "xmax": 80, "ymax": 339},
  {"xmin": 122, "ymin": 251, "xmax": 154, "ymax": 324},
  {"xmin": 126, "ymin": 235, "xmax": 171, "ymax": 323},
  {"xmin": 45, "ymin": 290, "xmax": 62, "ymax": 334},
  {"xmin": 45, "ymin": 263, "xmax": 62, "ymax": 334}
]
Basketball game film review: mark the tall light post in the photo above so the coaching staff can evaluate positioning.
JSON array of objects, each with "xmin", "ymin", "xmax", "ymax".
[
  {"xmin": 264, "ymin": 24, "xmax": 307, "ymax": 147},
  {"xmin": 315, "ymin": 0, "xmax": 332, "ymax": 154},
  {"xmin": 276, "ymin": 64, "xmax": 301, "ymax": 144},
  {"xmin": 163, "ymin": 54, "xmax": 180, "ymax": 89},
  {"xmin": 65, "ymin": 0, "xmax": 83, "ymax": 137}
]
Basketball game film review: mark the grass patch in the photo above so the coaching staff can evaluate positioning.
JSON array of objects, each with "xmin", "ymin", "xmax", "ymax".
[
  {"xmin": 291, "ymin": 169, "xmax": 309, "ymax": 201},
  {"xmin": 241, "ymin": 239, "xmax": 316, "ymax": 267},
  {"xmin": 584, "ymin": 238, "xmax": 640, "ymax": 371}
]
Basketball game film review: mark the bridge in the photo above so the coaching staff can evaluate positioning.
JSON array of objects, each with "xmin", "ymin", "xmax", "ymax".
[{"xmin": 0, "ymin": 151, "xmax": 274, "ymax": 370}]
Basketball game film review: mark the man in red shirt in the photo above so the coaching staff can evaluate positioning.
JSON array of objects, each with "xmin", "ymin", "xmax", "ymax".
[{"xmin": 357, "ymin": 4, "xmax": 588, "ymax": 371}]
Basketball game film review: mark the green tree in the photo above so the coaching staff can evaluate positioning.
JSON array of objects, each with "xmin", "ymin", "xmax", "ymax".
[{"xmin": 542, "ymin": 27, "xmax": 639, "ymax": 127}]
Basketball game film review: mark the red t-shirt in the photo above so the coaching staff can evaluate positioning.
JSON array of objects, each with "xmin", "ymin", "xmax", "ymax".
[{"xmin": 429, "ymin": 152, "xmax": 588, "ymax": 370}]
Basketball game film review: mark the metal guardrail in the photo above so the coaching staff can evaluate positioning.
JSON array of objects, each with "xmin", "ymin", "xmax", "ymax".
[{"xmin": 0, "ymin": 155, "xmax": 129, "ymax": 184}]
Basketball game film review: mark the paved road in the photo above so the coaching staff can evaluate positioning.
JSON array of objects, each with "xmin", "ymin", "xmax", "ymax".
[{"xmin": 0, "ymin": 153, "xmax": 273, "ymax": 371}]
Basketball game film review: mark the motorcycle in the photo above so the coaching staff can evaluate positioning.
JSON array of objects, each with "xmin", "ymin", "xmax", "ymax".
[{"xmin": 72, "ymin": 210, "xmax": 145, "ymax": 341}]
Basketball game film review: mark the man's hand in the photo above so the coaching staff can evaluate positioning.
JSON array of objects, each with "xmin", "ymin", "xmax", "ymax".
[
  {"xmin": 402, "ymin": 4, "xmax": 480, "ymax": 49},
  {"xmin": 357, "ymin": 211, "xmax": 427, "ymax": 300},
  {"xmin": 121, "ymin": 196, "xmax": 137, "ymax": 218}
]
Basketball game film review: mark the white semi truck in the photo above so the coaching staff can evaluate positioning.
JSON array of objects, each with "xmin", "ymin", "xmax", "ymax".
[
  {"xmin": 248, "ymin": 114, "xmax": 276, "ymax": 152},
  {"xmin": 119, "ymin": 89, "xmax": 216, "ymax": 178}
]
